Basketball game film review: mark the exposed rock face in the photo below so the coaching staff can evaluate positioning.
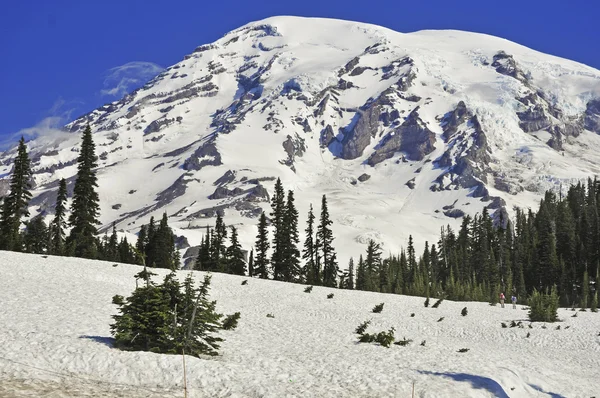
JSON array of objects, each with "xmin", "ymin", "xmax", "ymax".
[
  {"xmin": 491, "ymin": 51, "xmax": 527, "ymax": 83},
  {"xmin": 340, "ymin": 99, "xmax": 386, "ymax": 159},
  {"xmin": 246, "ymin": 184, "xmax": 270, "ymax": 202},
  {"xmin": 357, "ymin": 173, "xmax": 371, "ymax": 182},
  {"xmin": 442, "ymin": 101, "xmax": 469, "ymax": 141},
  {"xmin": 214, "ymin": 170, "xmax": 236, "ymax": 186},
  {"xmin": 405, "ymin": 177, "xmax": 416, "ymax": 189},
  {"xmin": 320, "ymin": 125, "xmax": 336, "ymax": 148},
  {"xmin": 208, "ymin": 186, "xmax": 245, "ymax": 200},
  {"xmin": 281, "ymin": 134, "xmax": 306, "ymax": 171},
  {"xmin": 156, "ymin": 174, "xmax": 192, "ymax": 206},
  {"xmin": 517, "ymin": 104, "xmax": 551, "ymax": 132},
  {"xmin": 175, "ymin": 235, "xmax": 190, "ymax": 249},
  {"xmin": 585, "ymin": 99, "xmax": 600, "ymax": 133},
  {"xmin": 368, "ymin": 107, "xmax": 436, "ymax": 166},
  {"xmin": 183, "ymin": 140, "xmax": 222, "ymax": 171},
  {"xmin": 434, "ymin": 103, "xmax": 492, "ymax": 200},
  {"xmin": 444, "ymin": 208, "xmax": 465, "ymax": 218}
]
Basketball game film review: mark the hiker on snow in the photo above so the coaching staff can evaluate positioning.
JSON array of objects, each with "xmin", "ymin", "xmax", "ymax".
[
  {"xmin": 500, "ymin": 292, "xmax": 505, "ymax": 308},
  {"xmin": 511, "ymin": 295, "xmax": 517, "ymax": 309}
]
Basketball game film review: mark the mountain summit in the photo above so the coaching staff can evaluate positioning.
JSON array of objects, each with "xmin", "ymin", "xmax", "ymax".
[{"xmin": 3, "ymin": 16, "xmax": 600, "ymax": 261}]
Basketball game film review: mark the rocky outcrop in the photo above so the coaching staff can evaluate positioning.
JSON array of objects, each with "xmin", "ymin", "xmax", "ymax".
[
  {"xmin": 339, "ymin": 88, "xmax": 395, "ymax": 159},
  {"xmin": 214, "ymin": 170, "xmax": 236, "ymax": 186},
  {"xmin": 442, "ymin": 101, "xmax": 469, "ymax": 140},
  {"xmin": 444, "ymin": 208, "xmax": 465, "ymax": 218},
  {"xmin": 584, "ymin": 99, "xmax": 600, "ymax": 133},
  {"xmin": 517, "ymin": 104, "xmax": 551, "ymax": 132},
  {"xmin": 156, "ymin": 174, "xmax": 193, "ymax": 206},
  {"xmin": 281, "ymin": 134, "xmax": 306, "ymax": 172},
  {"xmin": 246, "ymin": 184, "xmax": 270, "ymax": 202},
  {"xmin": 338, "ymin": 56, "xmax": 360, "ymax": 76},
  {"xmin": 368, "ymin": 108, "xmax": 436, "ymax": 166},
  {"xmin": 491, "ymin": 51, "xmax": 527, "ymax": 83},
  {"xmin": 320, "ymin": 125, "xmax": 336, "ymax": 148},
  {"xmin": 208, "ymin": 186, "xmax": 245, "ymax": 200},
  {"xmin": 183, "ymin": 140, "xmax": 222, "ymax": 171},
  {"xmin": 434, "ymin": 102, "xmax": 493, "ymax": 200},
  {"xmin": 358, "ymin": 173, "xmax": 371, "ymax": 182}
]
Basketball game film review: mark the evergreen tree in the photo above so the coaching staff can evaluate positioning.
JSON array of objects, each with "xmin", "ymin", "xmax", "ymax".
[
  {"xmin": 254, "ymin": 212, "xmax": 270, "ymax": 279},
  {"xmin": 111, "ymin": 272, "xmax": 225, "ymax": 357},
  {"xmin": 226, "ymin": 226, "xmax": 246, "ymax": 275},
  {"xmin": 356, "ymin": 255, "xmax": 366, "ymax": 290},
  {"xmin": 50, "ymin": 178, "xmax": 68, "ymax": 255},
  {"xmin": 209, "ymin": 213, "xmax": 227, "ymax": 272},
  {"xmin": 195, "ymin": 227, "xmax": 211, "ymax": 271},
  {"xmin": 365, "ymin": 239, "xmax": 382, "ymax": 292},
  {"xmin": 281, "ymin": 190, "xmax": 301, "ymax": 282},
  {"xmin": 317, "ymin": 195, "xmax": 337, "ymax": 287},
  {"xmin": 346, "ymin": 257, "xmax": 355, "ymax": 290},
  {"xmin": 247, "ymin": 249, "xmax": 254, "ymax": 277},
  {"xmin": 23, "ymin": 215, "xmax": 48, "ymax": 254},
  {"xmin": 148, "ymin": 213, "xmax": 179, "ymax": 270},
  {"xmin": 67, "ymin": 125, "xmax": 100, "ymax": 258},
  {"xmin": 145, "ymin": 217, "xmax": 157, "ymax": 265},
  {"xmin": 136, "ymin": 225, "xmax": 147, "ymax": 258},
  {"xmin": 0, "ymin": 136, "xmax": 32, "ymax": 251},
  {"xmin": 303, "ymin": 204, "xmax": 318, "ymax": 284},
  {"xmin": 106, "ymin": 223, "xmax": 119, "ymax": 262},
  {"xmin": 270, "ymin": 178, "xmax": 286, "ymax": 280}
]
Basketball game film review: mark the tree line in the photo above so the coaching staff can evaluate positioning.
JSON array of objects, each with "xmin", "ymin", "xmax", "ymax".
[
  {"xmin": 1, "ymin": 125, "xmax": 598, "ymax": 308},
  {"xmin": 196, "ymin": 178, "xmax": 599, "ymax": 309},
  {"xmin": 195, "ymin": 178, "xmax": 340, "ymax": 287},
  {"xmin": 0, "ymin": 125, "xmax": 179, "ymax": 269}
]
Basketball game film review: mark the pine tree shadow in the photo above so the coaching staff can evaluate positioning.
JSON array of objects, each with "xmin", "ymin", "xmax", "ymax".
[
  {"xmin": 419, "ymin": 371, "xmax": 510, "ymax": 398},
  {"xmin": 79, "ymin": 335, "xmax": 115, "ymax": 347}
]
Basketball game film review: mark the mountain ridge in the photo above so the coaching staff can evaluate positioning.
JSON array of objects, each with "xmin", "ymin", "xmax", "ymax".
[{"xmin": 2, "ymin": 15, "xmax": 600, "ymax": 263}]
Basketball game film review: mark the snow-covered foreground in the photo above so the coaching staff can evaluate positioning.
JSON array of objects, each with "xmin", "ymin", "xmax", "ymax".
[{"xmin": 0, "ymin": 251, "xmax": 599, "ymax": 397}]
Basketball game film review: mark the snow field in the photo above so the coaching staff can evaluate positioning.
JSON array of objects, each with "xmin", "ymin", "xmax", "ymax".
[{"xmin": 1, "ymin": 251, "xmax": 599, "ymax": 397}]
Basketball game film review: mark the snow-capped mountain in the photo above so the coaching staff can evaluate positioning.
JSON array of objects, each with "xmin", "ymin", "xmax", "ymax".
[{"xmin": 3, "ymin": 16, "xmax": 600, "ymax": 262}]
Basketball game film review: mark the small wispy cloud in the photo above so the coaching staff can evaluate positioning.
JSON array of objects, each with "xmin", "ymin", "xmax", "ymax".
[
  {"xmin": 101, "ymin": 61, "xmax": 164, "ymax": 98},
  {"xmin": 1, "ymin": 97, "xmax": 82, "ymax": 151}
]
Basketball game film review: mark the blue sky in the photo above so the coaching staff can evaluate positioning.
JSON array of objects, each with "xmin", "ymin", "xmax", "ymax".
[{"xmin": 1, "ymin": 0, "xmax": 598, "ymax": 142}]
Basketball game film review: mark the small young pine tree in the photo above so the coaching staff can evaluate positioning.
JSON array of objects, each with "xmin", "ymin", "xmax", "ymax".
[{"xmin": 528, "ymin": 286, "xmax": 559, "ymax": 322}]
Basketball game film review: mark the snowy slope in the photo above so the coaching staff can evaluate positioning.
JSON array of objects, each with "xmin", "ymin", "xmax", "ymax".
[
  {"xmin": 2, "ymin": 16, "xmax": 600, "ymax": 262},
  {"xmin": 1, "ymin": 251, "xmax": 599, "ymax": 397}
]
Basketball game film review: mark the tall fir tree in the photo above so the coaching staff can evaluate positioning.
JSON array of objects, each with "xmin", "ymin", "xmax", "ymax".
[
  {"xmin": 67, "ymin": 125, "xmax": 100, "ymax": 258},
  {"xmin": 302, "ymin": 204, "xmax": 318, "ymax": 284},
  {"xmin": 195, "ymin": 227, "xmax": 212, "ymax": 271},
  {"xmin": 247, "ymin": 249, "xmax": 254, "ymax": 277},
  {"xmin": 148, "ymin": 213, "xmax": 179, "ymax": 270},
  {"xmin": 210, "ymin": 213, "xmax": 227, "ymax": 272},
  {"xmin": 281, "ymin": 190, "xmax": 301, "ymax": 282},
  {"xmin": 318, "ymin": 195, "xmax": 337, "ymax": 287},
  {"xmin": 226, "ymin": 226, "xmax": 246, "ymax": 275},
  {"xmin": 0, "ymin": 136, "xmax": 32, "ymax": 251},
  {"xmin": 254, "ymin": 212, "xmax": 270, "ymax": 279},
  {"xmin": 50, "ymin": 178, "xmax": 68, "ymax": 255},
  {"xmin": 270, "ymin": 178, "xmax": 286, "ymax": 280}
]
